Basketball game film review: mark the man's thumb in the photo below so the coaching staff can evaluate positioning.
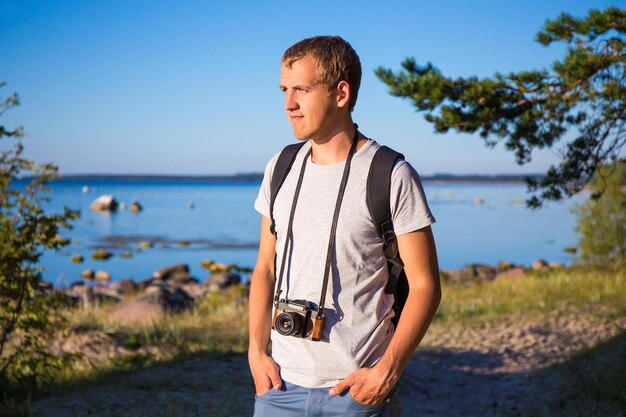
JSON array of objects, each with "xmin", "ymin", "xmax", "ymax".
[{"xmin": 328, "ymin": 375, "xmax": 353, "ymax": 396}]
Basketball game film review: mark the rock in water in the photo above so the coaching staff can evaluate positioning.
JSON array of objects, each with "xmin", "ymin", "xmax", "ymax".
[
  {"xmin": 95, "ymin": 270, "xmax": 111, "ymax": 284},
  {"xmin": 91, "ymin": 249, "xmax": 113, "ymax": 260},
  {"xmin": 71, "ymin": 255, "xmax": 84, "ymax": 263},
  {"xmin": 90, "ymin": 195, "xmax": 119, "ymax": 211},
  {"xmin": 81, "ymin": 269, "xmax": 95, "ymax": 280},
  {"xmin": 129, "ymin": 200, "xmax": 143, "ymax": 212}
]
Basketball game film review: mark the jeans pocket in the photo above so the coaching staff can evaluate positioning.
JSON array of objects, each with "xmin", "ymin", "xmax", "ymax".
[
  {"xmin": 347, "ymin": 391, "xmax": 385, "ymax": 410},
  {"xmin": 255, "ymin": 388, "xmax": 279, "ymax": 400}
]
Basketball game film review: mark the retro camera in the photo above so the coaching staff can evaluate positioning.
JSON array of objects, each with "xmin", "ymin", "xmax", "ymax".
[{"xmin": 272, "ymin": 298, "xmax": 324, "ymax": 341}]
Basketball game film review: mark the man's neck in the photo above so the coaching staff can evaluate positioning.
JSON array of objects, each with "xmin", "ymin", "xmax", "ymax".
[{"xmin": 309, "ymin": 120, "xmax": 365, "ymax": 165}]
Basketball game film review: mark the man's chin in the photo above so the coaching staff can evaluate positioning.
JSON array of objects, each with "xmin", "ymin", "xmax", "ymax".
[{"xmin": 291, "ymin": 128, "xmax": 310, "ymax": 141}]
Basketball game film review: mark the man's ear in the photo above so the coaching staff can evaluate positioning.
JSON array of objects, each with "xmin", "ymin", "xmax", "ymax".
[{"xmin": 336, "ymin": 81, "xmax": 350, "ymax": 109}]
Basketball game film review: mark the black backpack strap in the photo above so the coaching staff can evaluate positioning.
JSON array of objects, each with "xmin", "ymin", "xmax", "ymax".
[
  {"xmin": 269, "ymin": 142, "xmax": 307, "ymax": 236},
  {"xmin": 366, "ymin": 146, "xmax": 405, "ymax": 294}
]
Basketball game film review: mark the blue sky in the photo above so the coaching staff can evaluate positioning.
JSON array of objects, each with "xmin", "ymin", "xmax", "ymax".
[{"xmin": 1, "ymin": 0, "xmax": 622, "ymax": 175}]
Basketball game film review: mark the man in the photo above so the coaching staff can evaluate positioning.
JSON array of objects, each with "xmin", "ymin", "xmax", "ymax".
[{"xmin": 248, "ymin": 35, "xmax": 441, "ymax": 417}]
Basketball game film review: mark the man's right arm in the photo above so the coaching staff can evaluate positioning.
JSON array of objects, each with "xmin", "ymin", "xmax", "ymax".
[{"xmin": 248, "ymin": 215, "xmax": 282, "ymax": 395}]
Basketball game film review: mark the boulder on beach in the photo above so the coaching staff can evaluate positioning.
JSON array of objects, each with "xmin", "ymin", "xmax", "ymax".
[
  {"xmin": 109, "ymin": 278, "xmax": 138, "ymax": 296},
  {"xmin": 108, "ymin": 300, "xmax": 165, "ymax": 325},
  {"xmin": 205, "ymin": 272, "xmax": 241, "ymax": 291},
  {"xmin": 109, "ymin": 283, "xmax": 194, "ymax": 325},
  {"xmin": 90, "ymin": 195, "xmax": 118, "ymax": 212},
  {"xmin": 152, "ymin": 264, "xmax": 189, "ymax": 281},
  {"xmin": 182, "ymin": 283, "xmax": 209, "ymax": 299},
  {"xmin": 442, "ymin": 264, "xmax": 497, "ymax": 285},
  {"xmin": 495, "ymin": 266, "xmax": 526, "ymax": 281},
  {"xmin": 532, "ymin": 259, "xmax": 549, "ymax": 270},
  {"xmin": 142, "ymin": 264, "xmax": 202, "ymax": 296},
  {"xmin": 140, "ymin": 282, "xmax": 194, "ymax": 310}
]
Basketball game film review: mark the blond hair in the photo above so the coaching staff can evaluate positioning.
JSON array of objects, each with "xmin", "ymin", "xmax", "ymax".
[{"xmin": 282, "ymin": 36, "xmax": 362, "ymax": 112}]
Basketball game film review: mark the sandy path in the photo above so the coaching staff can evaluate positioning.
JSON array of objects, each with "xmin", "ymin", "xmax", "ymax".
[{"xmin": 32, "ymin": 312, "xmax": 624, "ymax": 417}]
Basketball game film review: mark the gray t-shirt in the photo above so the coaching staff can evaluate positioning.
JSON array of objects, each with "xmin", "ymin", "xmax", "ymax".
[{"xmin": 254, "ymin": 138, "xmax": 435, "ymax": 388}]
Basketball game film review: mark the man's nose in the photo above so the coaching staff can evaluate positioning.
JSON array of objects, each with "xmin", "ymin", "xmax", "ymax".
[{"xmin": 284, "ymin": 91, "xmax": 298, "ymax": 111}]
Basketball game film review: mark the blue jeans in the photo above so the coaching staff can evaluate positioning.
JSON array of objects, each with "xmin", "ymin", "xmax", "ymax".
[{"xmin": 253, "ymin": 380, "xmax": 401, "ymax": 417}]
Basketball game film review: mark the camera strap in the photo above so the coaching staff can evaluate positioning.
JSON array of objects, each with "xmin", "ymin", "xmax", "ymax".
[
  {"xmin": 274, "ymin": 123, "xmax": 359, "ymax": 319},
  {"xmin": 273, "ymin": 124, "xmax": 360, "ymax": 319},
  {"xmin": 317, "ymin": 127, "xmax": 358, "ymax": 319},
  {"xmin": 274, "ymin": 146, "xmax": 312, "ymax": 306}
]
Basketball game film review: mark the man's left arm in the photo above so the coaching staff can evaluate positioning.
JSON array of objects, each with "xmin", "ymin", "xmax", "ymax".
[{"xmin": 329, "ymin": 225, "xmax": 441, "ymax": 405}]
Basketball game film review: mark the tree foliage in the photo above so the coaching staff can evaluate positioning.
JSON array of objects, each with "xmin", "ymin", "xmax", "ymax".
[
  {"xmin": 573, "ymin": 159, "xmax": 626, "ymax": 270},
  {"xmin": 0, "ymin": 83, "xmax": 80, "ymax": 398},
  {"xmin": 375, "ymin": 6, "xmax": 626, "ymax": 208}
]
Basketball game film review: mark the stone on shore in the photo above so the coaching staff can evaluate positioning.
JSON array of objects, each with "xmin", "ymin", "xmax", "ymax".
[
  {"xmin": 532, "ymin": 259, "xmax": 549, "ymax": 270},
  {"xmin": 90, "ymin": 195, "xmax": 118, "ymax": 212},
  {"xmin": 108, "ymin": 283, "xmax": 194, "ymax": 325},
  {"xmin": 442, "ymin": 264, "xmax": 498, "ymax": 285},
  {"xmin": 205, "ymin": 272, "xmax": 241, "ymax": 292},
  {"xmin": 108, "ymin": 300, "xmax": 165, "ymax": 325},
  {"xmin": 495, "ymin": 266, "xmax": 526, "ymax": 281},
  {"xmin": 109, "ymin": 278, "xmax": 138, "ymax": 296},
  {"xmin": 154, "ymin": 264, "xmax": 189, "ymax": 280}
]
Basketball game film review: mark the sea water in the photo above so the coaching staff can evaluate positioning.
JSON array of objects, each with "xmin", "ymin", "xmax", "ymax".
[{"xmin": 23, "ymin": 179, "xmax": 582, "ymax": 287}]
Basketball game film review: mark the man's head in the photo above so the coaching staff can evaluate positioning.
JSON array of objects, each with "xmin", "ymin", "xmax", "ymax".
[{"xmin": 282, "ymin": 36, "xmax": 362, "ymax": 112}]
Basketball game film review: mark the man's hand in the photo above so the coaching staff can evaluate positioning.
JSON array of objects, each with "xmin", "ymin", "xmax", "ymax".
[
  {"xmin": 328, "ymin": 363, "xmax": 398, "ymax": 406},
  {"xmin": 248, "ymin": 350, "xmax": 282, "ymax": 396}
]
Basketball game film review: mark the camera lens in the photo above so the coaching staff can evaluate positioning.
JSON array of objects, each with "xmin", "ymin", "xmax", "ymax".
[{"xmin": 275, "ymin": 312, "xmax": 304, "ymax": 337}]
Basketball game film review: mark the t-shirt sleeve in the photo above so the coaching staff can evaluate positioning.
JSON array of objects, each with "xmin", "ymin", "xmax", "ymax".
[
  {"xmin": 254, "ymin": 152, "xmax": 281, "ymax": 218},
  {"xmin": 390, "ymin": 160, "xmax": 436, "ymax": 236}
]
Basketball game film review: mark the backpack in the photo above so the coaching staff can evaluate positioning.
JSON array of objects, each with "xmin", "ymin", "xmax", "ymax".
[{"xmin": 269, "ymin": 142, "xmax": 408, "ymax": 328}]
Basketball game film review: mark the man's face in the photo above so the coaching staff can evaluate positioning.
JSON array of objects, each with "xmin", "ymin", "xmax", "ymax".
[{"xmin": 279, "ymin": 56, "xmax": 339, "ymax": 141}]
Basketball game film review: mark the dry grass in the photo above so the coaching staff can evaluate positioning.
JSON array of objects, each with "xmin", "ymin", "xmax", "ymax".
[{"xmin": 435, "ymin": 266, "xmax": 625, "ymax": 325}]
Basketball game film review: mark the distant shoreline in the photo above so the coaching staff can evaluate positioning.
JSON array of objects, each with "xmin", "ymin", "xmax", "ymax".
[{"xmin": 17, "ymin": 173, "xmax": 543, "ymax": 184}]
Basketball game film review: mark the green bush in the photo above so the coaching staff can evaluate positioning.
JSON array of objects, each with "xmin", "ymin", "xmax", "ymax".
[
  {"xmin": 0, "ymin": 83, "xmax": 80, "ymax": 402},
  {"xmin": 573, "ymin": 160, "xmax": 626, "ymax": 270}
]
